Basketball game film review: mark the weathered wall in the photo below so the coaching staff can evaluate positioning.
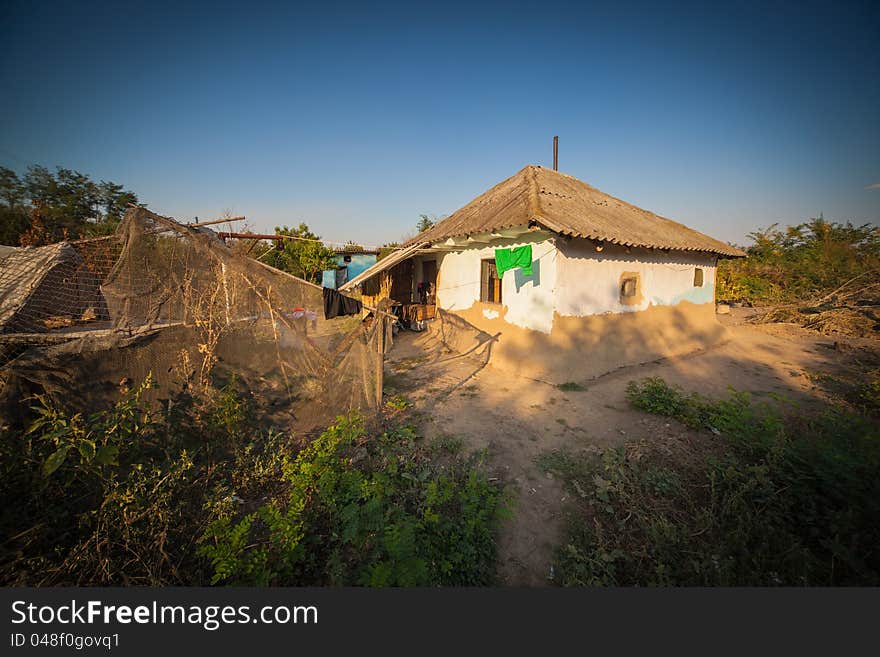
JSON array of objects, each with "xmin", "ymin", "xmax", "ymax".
[
  {"xmin": 341, "ymin": 253, "xmax": 378, "ymax": 281},
  {"xmin": 436, "ymin": 301, "xmax": 726, "ymax": 382},
  {"xmin": 436, "ymin": 237, "xmax": 716, "ymax": 329},
  {"xmin": 436, "ymin": 235, "xmax": 557, "ymax": 333},
  {"xmin": 555, "ymin": 240, "xmax": 716, "ymax": 316},
  {"xmin": 432, "ymin": 236, "xmax": 724, "ymax": 382},
  {"xmin": 322, "ymin": 253, "xmax": 378, "ymax": 289}
]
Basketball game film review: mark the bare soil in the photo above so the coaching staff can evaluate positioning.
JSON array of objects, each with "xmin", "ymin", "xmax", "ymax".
[{"xmin": 383, "ymin": 308, "xmax": 880, "ymax": 586}]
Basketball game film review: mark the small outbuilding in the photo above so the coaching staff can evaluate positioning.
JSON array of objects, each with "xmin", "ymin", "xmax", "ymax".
[
  {"xmin": 342, "ymin": 165, "xmax": 745, "ymax": 382},
  {"xmin": 0, "ymin": 242, "xmax": 109, "ymax": 334},
  {"xmin": 322, "ymin": 250, "xmax": 379, "ymax": 289}
]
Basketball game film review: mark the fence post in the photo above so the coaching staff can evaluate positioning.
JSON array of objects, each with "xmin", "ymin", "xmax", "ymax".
[
  {"xmin": 376, "ymin": 316, "xmax": 385, "ymax": 408},
  {"xmin": 220, "ymin": 261, "xmax": 231, "ymax": 325}
]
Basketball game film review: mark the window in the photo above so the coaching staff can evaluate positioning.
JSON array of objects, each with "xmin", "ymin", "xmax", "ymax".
[
  {"xmin": 619, "ymin": 272, "xmax": 641, "ymax": 305},
  {"xmin": 693, "ymin": 268, "xmax": 704, "ymax": 287},
  {"xmin": 480, "ymin": 259, "xmax": 502, "ymax": 304}
]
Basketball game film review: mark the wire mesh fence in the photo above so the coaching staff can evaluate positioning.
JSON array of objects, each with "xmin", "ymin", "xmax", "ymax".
[{"xmin": 0, "ymin": 208, "xmax": 384, "ymax": 429}]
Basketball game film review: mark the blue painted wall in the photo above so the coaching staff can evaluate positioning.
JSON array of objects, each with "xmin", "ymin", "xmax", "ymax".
[{"xmin": 322, "ymin": 252, "xmax": 378, "ymax": 289}]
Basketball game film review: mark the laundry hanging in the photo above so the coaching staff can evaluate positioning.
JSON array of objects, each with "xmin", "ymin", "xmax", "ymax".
[
  {"xmin": 494, "ymin": 245, "xmax": 533, "ymax": 278},
  {"xmin": 322, "ymin": 287, "xmax": 363, "ymax": 319}
]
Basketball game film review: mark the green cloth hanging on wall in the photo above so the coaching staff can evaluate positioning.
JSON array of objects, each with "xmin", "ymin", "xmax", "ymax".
[{"xmin": 494, "ymin": 245, "xmax": 533, "ymax": 278}]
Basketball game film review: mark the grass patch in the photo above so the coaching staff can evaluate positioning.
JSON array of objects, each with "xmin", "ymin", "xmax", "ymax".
[
  {"xmin": 546, "ymin": 377, "xmax": 880, "ymax": 586},
  {"xmin": 557, "ymin": 382, "xmax": 586, "ymax": 392},
  {"xmin": 430, "ymin": 434, "xmax": 465, "ymax": 455},
  {"xmin": 385, "ymin": 395, "xmax": 413, "ymax": 411}
]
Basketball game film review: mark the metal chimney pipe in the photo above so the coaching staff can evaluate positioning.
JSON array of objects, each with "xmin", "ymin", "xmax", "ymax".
[{"xmin": 553, "ymin": 136, "xmax": 558, "ymax": 171}]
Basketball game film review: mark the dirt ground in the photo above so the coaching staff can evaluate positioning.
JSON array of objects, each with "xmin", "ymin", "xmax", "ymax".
[{"xmin": 383, "ymin": 307, "xmax": 880, "ymax": 586}]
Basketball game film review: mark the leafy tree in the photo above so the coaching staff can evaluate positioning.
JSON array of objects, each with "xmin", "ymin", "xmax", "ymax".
[
  {"xmin": 261, "ymin": 223, "xmax": 338, "ymax": 283},
  {"xmin": 416, "ymin": 214, "xmax": 436, "ymax": 233},
  {"xmin": 0, "ymin": 164, "xmax": 141, "ymax": 245},
  {"xmin": 99, "ymin": 181, "xmax": 138, "ymax": 224},
  {"xmin": 0, "ymin": 167, "xmax": 29, "ymax": 245},
  {"xmin": 342, "ymin": 240, "xmax": 364, "ymax": 252},
  {"xmin": 0, "ymin": 166, "xmax": 26, "ymax": 208}
]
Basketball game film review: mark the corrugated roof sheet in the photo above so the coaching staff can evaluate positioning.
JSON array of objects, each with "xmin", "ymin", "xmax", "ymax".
[{"xmin": 406, "ymin": 165, "xmax": 745, "ymax": 257}]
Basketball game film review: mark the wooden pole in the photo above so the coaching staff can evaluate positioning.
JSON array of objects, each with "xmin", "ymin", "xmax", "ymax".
[
  {"xmin": 220, "ymin": 261, "xmax": 231, "ymax": 325},
  {"xmin": 553, "ymin": 135, "xmax": 558, "ymax": 171},
  {"xmin": 376, "ymin": 316, "xmax": 385, "ymax": 408},
  {"xmin": 189, "ymin": 216, "xmax": 246, "ymax": 227}
]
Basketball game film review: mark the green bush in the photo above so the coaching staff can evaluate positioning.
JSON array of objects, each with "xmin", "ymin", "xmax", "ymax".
[
  {"xmin": 716, "ymin": 218, "xmax": 880, "ymax": 305},
  {"xmin": 0, "ymin": 374, "xmax": 261, "ymax": 585},
  {"xmin": 544, "ymin": 378, "xmax": 880, "ymax": 586},
  {"xmin": 3, "ymin": 375, "xmax": 506, "ymax": 586},
  {"xmin": 198, "ymin": 415, "xmax": 506, "ymax": 586}
]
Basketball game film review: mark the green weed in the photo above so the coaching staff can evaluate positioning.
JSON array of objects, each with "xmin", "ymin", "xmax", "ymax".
[
  {"xmin": 198, "ymin": 416, "xmax": 506, "ymax": 586},
  {"xmin": 547, "ymin": 377, "xmax": 880, "ymax": 586}
]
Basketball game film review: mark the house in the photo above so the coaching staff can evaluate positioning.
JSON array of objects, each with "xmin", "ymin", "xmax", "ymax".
[
  {"xmin": 341, "ymin": 165, "xmax": 745, "ymax": 382},
  {"xmin": 321, "ymin": 250, "xmax": 379, "ymax": 289}
]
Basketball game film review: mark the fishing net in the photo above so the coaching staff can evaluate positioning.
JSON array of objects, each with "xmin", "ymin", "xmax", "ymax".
[{"xmin": 0, "ymin": 208, "xmax": 385, "ymax": 429}]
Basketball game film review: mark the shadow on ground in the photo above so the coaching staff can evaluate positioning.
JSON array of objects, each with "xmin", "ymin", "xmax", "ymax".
[{"xmin": 383, "ymin": 309, "xmax": 880, "ymax": 586}]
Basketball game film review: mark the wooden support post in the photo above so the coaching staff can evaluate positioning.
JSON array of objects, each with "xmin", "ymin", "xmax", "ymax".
[
  {"xmin": 220, "ymin": 262, "xmax": 231, "ymax": 326},
  {"xmin": 376, "ymin": 316, "xmax": 385, "ymax": 408}
]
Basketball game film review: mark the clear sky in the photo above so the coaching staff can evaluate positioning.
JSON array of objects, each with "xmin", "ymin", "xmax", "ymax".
[{"xmin": 1, "ymin": 0, "xmax": 878, "ymax": 248}]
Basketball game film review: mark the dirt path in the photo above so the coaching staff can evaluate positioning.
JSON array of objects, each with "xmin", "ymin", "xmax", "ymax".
[{"xmin": 384, "ymin": 311, "xmax": 878, "ymax": 586}]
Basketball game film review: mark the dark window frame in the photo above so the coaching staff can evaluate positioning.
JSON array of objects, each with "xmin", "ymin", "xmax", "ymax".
[
  {"xmin": 480, "ymin": 259, "xmax": 502, "ymax": 304},
  {"xmin": 619, "ymin": 271, "xmax": 642, "ymax": 305},
  {"xmin": 694, "ymin": 268, "xmax": 704, "ymax": 287}
]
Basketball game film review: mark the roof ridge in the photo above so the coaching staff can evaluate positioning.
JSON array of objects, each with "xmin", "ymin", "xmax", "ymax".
[
  {"xmin": 526, "ymin": 165, "xmax": 541, "ymax": 219},
  {"xmin": 402, "ymin": 164, "xmax": 744, "ymax": 257}
]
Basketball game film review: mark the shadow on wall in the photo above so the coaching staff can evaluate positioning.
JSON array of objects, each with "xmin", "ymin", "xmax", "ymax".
[
  {"xmin": 436, "ymin": 299, "xmax": 728, "ymax": 384},
  {"xmin": 514, "ymin": 259, "xmax": 540, "ymax": 292}
]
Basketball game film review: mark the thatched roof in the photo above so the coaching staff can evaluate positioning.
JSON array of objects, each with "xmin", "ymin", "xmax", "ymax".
[{"xmin": 406, "ymin": 165, "xmax": 745, "ymax": 257}]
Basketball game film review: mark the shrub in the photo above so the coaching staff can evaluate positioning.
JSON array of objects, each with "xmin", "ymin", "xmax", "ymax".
[
  {"xmin": 716, "ymin": 218, "xmax": 880, "ymax": 305},
  {"xmin": 3, "ymin": 375, "xmax": 506, "ymax": 586},
  {"xmin": 544, "ymin": 378, "xmax": 880, "ymax": 586},
  {"xmin": 198, "ymin": 415, "xmax": 506, "ymax": 586}
]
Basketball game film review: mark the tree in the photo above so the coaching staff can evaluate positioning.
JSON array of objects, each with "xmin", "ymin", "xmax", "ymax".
[
  {"xmin": 0, "ymin": 166, "xmax": 25, "ymax": 208},
  {"xmin": 0, "ymin": 164, "xmax": 143, "ymax": 244},
  {"xmin": 261, "ymin": 223, "xmax": 338, "ymax": 283},
  {"xmin": 99, "ymin": 181, "xmax": 138, "ymax": 225},
  {"xmin": 342, "ymin": 240, "xmax": 364, "ymax": 252},
  {"xmin": 416, "ymin": 214, "xmax": 436, "ymax": 233},
  {"xmin": 0, "ymin": 167, "xmax": 29, "ymax": 245}
]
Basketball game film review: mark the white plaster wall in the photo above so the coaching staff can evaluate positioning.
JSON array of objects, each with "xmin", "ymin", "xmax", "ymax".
[
  {"xmin": 436, "ymin": 236, "xmax": 718, "ymax": 333},
  {"xmin": 436, "ymin": 236, "xmax": 557, "ymax": 333},
  {"xmin": 555, "ymin": 239, "xmax": 716, "ymax": 317}
]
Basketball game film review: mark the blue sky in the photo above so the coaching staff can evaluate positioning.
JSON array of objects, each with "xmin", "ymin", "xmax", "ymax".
[{"xmin": 1, "ymin": 0, "xmax": 878, "ymax": 247}]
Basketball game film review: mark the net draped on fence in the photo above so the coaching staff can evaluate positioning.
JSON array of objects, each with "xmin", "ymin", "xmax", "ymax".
[{"xmin": 0, "ymin": 208, "xmax": 385, "ymax": 429}]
